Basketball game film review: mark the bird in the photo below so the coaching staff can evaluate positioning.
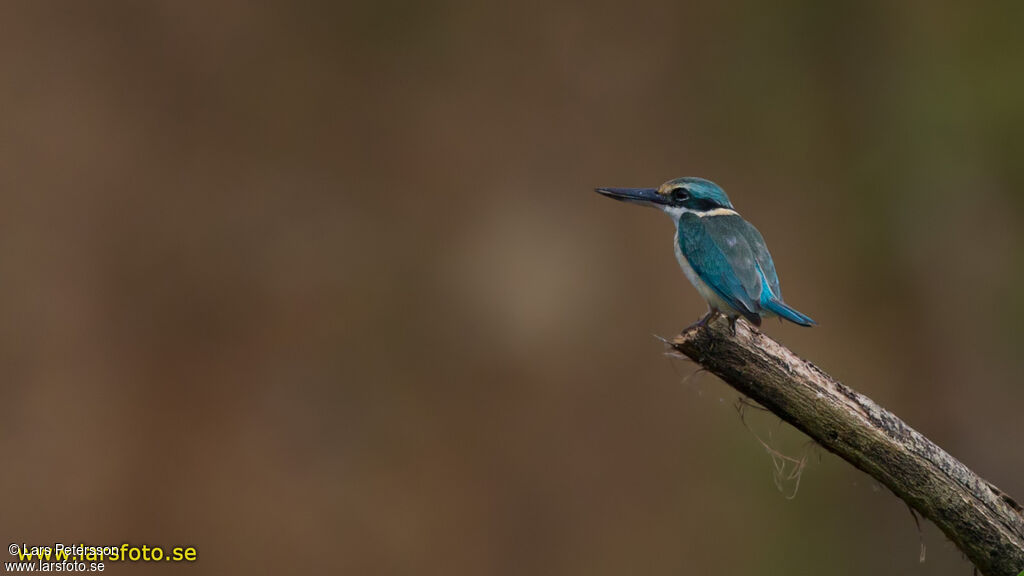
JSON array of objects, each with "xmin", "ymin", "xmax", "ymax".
[{"xmin": 596, "ymin": 177, "xmax": 816, "ymax": 331}]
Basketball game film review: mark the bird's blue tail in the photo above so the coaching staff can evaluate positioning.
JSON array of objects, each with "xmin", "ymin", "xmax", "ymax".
[{"xmin": 763, "ymin": 298, "xmax": 816, "ymax": 327}]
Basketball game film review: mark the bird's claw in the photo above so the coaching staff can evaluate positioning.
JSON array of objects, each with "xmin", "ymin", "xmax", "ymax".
[{"xmin": 686, "ymin": 310, "xmax": 719, "ymax": 332}]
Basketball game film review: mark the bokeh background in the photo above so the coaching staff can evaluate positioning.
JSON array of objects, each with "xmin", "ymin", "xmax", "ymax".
[{"xmin": 1, "ymin": 2, "xmax": 1022, "ymax": 574}]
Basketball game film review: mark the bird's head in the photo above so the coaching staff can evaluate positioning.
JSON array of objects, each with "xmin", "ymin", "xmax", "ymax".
[{"xmin": 595, "ymin": 177, "xmax": 734, "ymax": 219}]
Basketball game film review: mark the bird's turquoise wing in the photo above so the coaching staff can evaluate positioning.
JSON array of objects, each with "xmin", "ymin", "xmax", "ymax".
[
  {"xmin": 732, "ymin": 217, "xmax": 781, "ymax": 299},
  {"xmin": 677, "ymin": 212, "xmax": 765, "ymax": 322}
]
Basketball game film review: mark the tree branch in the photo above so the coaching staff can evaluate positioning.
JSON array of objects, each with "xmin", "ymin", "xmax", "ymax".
[{"xmin": 669, "ymin": 317, "xmax": 1024, "ymax": 576}]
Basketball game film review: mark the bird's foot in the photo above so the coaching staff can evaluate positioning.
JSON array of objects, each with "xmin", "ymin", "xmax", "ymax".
[{"xmin": 686, "ymin": 310, "xmax": 720, "ymax": 332}]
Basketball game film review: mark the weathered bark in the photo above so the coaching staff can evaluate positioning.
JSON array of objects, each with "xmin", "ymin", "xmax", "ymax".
[{"xmin": 669, "ymin": 317, "xmax": 1024, "ymax": 576}]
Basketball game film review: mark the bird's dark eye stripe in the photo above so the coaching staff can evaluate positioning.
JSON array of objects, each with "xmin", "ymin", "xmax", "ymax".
[
  {"xmin": 684, "ymin": 197, "xmax": 721, "ymax": 211},
  {"xmin": 672, "ymin": 188, "xmax": 689, "ymax": 199}
]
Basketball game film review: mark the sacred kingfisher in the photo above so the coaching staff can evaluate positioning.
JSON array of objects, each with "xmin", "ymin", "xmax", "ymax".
[{"xmin": 596, "ymin": 177, "xmax": 816, "ymax": 330}]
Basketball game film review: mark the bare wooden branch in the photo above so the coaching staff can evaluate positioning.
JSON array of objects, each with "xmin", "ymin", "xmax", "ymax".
[{"xmin": 669, "ymin": 316, "xmax": 1024, "ymax": 576}]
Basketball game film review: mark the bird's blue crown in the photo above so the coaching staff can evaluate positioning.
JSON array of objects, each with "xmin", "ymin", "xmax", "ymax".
[{"xmin": 657, "ymin": 177, "xmax": 734, "ymax": 210}]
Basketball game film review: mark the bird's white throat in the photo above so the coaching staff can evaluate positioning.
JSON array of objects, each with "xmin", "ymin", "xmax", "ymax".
[{"xmin": 662, "ymin": 206, "xmax": 738, "ymax": 220}]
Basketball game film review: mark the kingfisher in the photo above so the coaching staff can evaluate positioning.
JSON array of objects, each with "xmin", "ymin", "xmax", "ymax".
[{"xmin": 596, "ymin": 177, "xmax": 816, "ymax": 331}]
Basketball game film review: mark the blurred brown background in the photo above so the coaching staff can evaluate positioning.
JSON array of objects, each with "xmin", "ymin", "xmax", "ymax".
[{"xmin": 1, "ymin": 1, "xmax": 1022, "ymax": 574}]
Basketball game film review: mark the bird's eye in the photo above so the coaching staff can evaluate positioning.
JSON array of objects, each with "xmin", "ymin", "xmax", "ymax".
[{"xmin": 672, "ymin": 188, "xmax": 690, "ymax": 201}]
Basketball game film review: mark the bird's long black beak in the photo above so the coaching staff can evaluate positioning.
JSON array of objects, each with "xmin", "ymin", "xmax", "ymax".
[{"xmin": 595, "ymin": 187, "xmax": 667, "ymax": 207}]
